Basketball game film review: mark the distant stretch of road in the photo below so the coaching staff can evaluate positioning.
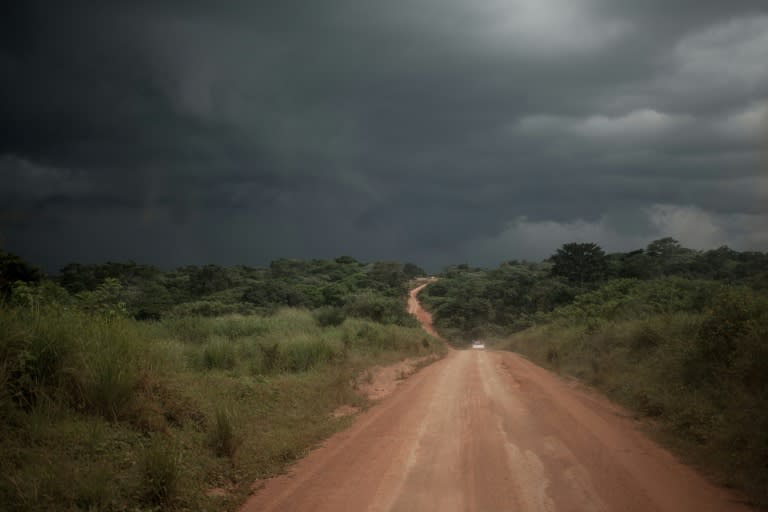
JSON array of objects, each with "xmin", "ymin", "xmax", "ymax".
[{"xmin": 239, "ymin": 283, "xmax": 751, "ymax": 512}]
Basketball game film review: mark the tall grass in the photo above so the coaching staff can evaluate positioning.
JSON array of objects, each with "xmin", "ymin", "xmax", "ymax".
[
  {"xmin": 0, "ymin": 307, "xmax": 150, "ymax": 419},
  {"xmin": 175, "ymin": 310, "xmax": 439, "ymax": 377},
  {"xmin": 200, "ymin": 336, "xmax": 238, "ymax": 370},
  {"xmin": 140, "ymin": 435, "xmax": 183, "ymax": 506},
  {"xmin": 208, "ymin": 407, "xmax": 242, "ymax": 458},
  {"xmin": 503, "ymin": 288, "xmax": 768, "ymax": 506},
  {"xmin": 0, "ymin": 305, "xmax": 443, "ymax": 511}
]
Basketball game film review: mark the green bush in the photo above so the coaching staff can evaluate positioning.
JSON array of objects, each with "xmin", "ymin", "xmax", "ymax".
[
  {"xmin": 696, "ymin": 289, "xmax": 759, "ymax": 367},
  {"xmin": 344, "ymin": 292, "xmax": 417, "ymax": 327},
  {"xmin": 314, "ymin": 307, "xmax": 347, "ymax": 327}
]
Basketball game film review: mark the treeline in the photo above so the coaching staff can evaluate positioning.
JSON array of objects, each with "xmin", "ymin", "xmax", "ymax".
[
  {"xmin": 1, "ymin": 250, "xmax": 426, "ymax": 326},
  {"xmin": 421, "ymin": 238, "xmax": 768, "ymax": 339}
]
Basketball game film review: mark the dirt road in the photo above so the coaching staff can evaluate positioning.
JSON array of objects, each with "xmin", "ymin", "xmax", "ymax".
[{"xmin": 239, "ymin": 285, "xmax": 750, "ymax": 512}]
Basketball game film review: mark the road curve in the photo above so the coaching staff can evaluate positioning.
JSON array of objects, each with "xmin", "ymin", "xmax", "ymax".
[{"xmin": 238, "ymin": 285, "xmax": 751, "ymax": 512}]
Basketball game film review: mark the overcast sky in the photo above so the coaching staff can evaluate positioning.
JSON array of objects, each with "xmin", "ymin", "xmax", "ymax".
[{"xmin": 2, "ymin": 1, "xmax": 767, "ymax": 272}]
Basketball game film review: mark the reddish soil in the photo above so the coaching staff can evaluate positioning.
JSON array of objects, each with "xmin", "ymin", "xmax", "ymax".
[
  {"xmin": 239, "ymin": 284, "xmax": 752, "ymax": 512},
  {"xmin": 408, "ymin": 281, "xmax": 442, "ymax": 339},
  {"xmin": 356, "ymin": 355, "xmax": 439, "ymax": 402}
]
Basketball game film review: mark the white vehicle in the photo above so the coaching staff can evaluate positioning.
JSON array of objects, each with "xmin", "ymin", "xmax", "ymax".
[{"xmin": 471, "ymin": 340, "xmax": 485, "ymax": 349}]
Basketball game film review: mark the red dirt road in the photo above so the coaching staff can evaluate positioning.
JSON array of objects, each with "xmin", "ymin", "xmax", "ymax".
[{"xmin": 239, "ymin": 285, "xmax": 751, "ymax": 512}]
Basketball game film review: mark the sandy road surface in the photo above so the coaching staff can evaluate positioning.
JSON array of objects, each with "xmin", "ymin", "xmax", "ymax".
[{"xmin": 239, "ymin": 285, "xmax": 750, "ymax": 512}]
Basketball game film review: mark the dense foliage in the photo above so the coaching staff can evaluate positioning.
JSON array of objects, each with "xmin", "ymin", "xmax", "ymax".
[
  {"xmin": 14, "ymin": 255, "xmax": 426, "ymax": 325},
  {"xmin": 422, "ymin": 238, "xmax": 768, "ymax": 340},
  {"xmin": 0, "ymin": 249, "xmax": 43, "ymax": 297},
  {"xmin": 550, "ymin": 242, "xmax": 607, "ymax": 285}
]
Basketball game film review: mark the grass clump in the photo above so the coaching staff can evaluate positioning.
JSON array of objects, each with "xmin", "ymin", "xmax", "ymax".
[
  {"xmin": 208, "ymin": 407, "xmax": 242, "ymax": 458},
  {"xmin": 200, "ymin": 337, "xmax": 237, "ymax": 370},
  {"xmin": 139, "ymin": 435, "xmax": 183, "ymax": 506},
  {"xmin": 255, "ymin": 339, "xmax": 337, "ymax": 374}
]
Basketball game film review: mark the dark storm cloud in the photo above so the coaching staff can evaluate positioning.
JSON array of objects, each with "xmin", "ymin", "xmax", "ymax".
[{"xmin": 2, "ymin": 0, "xmax": 767, "ymax": 270}]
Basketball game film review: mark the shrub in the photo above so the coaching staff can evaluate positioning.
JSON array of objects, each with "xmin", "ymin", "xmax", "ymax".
[
  {"xmin": 314, "ymin": 307, "xmax": 347, "ymax": 327},
  {"xmin": 344, "ymin": 293, "xmax": 417, "ymax": 326},
  {"xmin": 696, "ymin": 288, "xmax": 758, "ymax": 368}
]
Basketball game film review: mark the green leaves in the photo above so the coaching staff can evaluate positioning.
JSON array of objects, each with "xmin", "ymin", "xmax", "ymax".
[
  {"xmin": 76, "ymin": 278, "xmax": 128, "ymax": 317},
  {"xmin": 0, "ymin": 249, "xmax": 43, "ymax": 297},
  {"xmin": 550, "ymin": 242, "xmax": 608, "ymax": 285}
]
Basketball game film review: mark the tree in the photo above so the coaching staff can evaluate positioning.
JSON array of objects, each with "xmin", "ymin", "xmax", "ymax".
[
  {"xmin": 614, "ymin": 250, "xmax": 654, "ymax": 279},
  {"xmin": 646, "ymin": 237, "xmax": 683, "ymax": 259},
  {"xmin": 343, "ymin": 292, "xmax": 415, "ymax": 326},
  {"xmin": 334, "ymin": 255, "xmax": 359, "ymax": 266},
  {"xmin": 403, "ymin": 262, "xmax": 427, "ymax": 279},
  {"xmin": 187, "ymin": 265, "xmax": 231, "ymax": 297},
  {"xmin": 550, "ymin": 242, "xmax": 607, "ymax": 286},
  {"xmin": 367, "ymin": 262, "xmax": 408, "ymax": 292},
  {"xmin": 645, "ymin": 238, "xmax": 697, "ymax": 277},
  {"xmin": 269, "ymin": 258, "xmax": 305, "ymax": 278},
  {"xmin": 76, "ymin": 278, "xmax": 128, "ymax": 316},
  {"xmin": 0, "ymin": 249, "xmax": 42, "ymax": 297},
  {"xmin": 241, "ymin": 281, "xmax": 306, "ymax": 307}
]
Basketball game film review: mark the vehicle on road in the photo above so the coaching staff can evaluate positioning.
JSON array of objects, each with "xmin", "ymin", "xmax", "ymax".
[{"xmin": 471, "ymin": 340, "xmax": 485, "ymax": 349}]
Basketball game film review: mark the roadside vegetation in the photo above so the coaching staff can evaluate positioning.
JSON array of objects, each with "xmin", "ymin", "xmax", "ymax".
[
  {"xmin": 48, "ymin": 255, "xmax": 426, "ymax": 324},
  {"xmin": 0, "ymin": 251, "xmax": 442, "ymax": 511},
  {"xmin": 422, "ymin": 239, "xmax": 768, "ymax": 506}
]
